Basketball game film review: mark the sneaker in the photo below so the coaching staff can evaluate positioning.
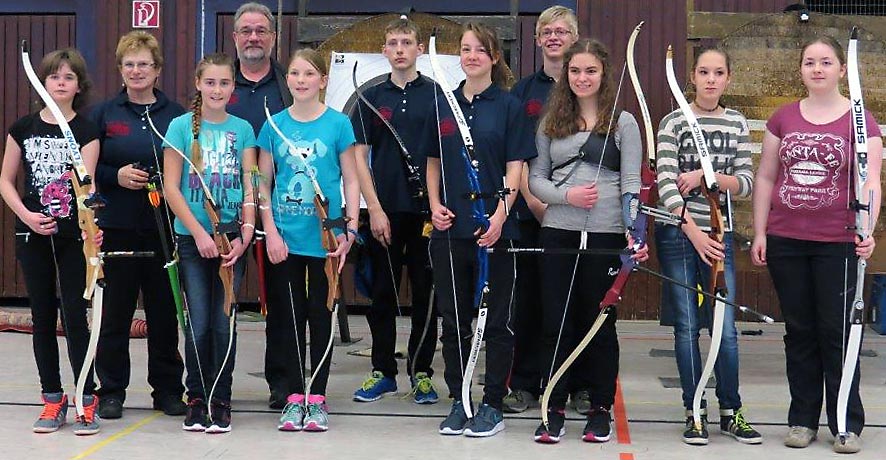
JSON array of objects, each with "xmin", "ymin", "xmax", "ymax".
[
  {"xmin": 719, "ymin": 408, "xmax": 762, "ymax": 444},
  {"xmin": 98, "ymin": 396, "xmax": 123, "ymax": 419},
  {"xmin": 182, "ymin": 399, "xmax": 209, "ymax": 432},
  {"xmin": 278, "ymin": 394, "xmax": 306, "ymax": 432},
  {"xmin": 33, "ymin": 392, "xmax": 68, "ymax": 433},
  {"xmin": 502, "ymin": 389, "xmax": 536, "ymax": 413},
  {"xmin": 353, "ymin": 371, "xmax": 397, "ymax": 402},
  {"xmin": 570, "ymin": 390, "xmax": 591, "ymax": 415},
  {"xmin": 269, "ymin": 389, "xmax": 287, "ymax": 410},
  {"xmin": 784, "ymin": 425, "xmax": 816, "ymax": 448},
  {"xmin": 439, "ymin": 400, "xmax": 469, "ymax": 435},
  {"xmin": 411, "ymin": 373, "xmax": 439, "ymax": 404},
  {"xmin": 205, "ymin": 400, "xmax": 231, "ymax": 434},
  {"xmin": 683, "ymin": 411, "xmax": 709, "ymax": 445},
  {"xmin": 534, "ymin": 409, "xmax": 566, "ymax": 444},
  {"xmin": 153, "ymin": 394, "xmax": 187, "ymax": 416},
  {"xmin": 72, "ymin": 395, "xmax": 101, "ymax": 436},
  {"xmin": 303, "ymin": 395, "xmax": 329, "ymax": 432},
  {"xmin": 833, "ymin": 432, "xmax": 861, "ymax": 454},
  {"xmin": 583, "ymin": 406, "xmax": 612, "ymax": 442},
  {"xmin": 464, "ymin": 403, "xmax": 505, "ymax": 438}
]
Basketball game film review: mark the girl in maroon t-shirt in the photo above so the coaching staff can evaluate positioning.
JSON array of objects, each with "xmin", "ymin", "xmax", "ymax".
[{"xmin": 752, "ymin": 36, "xmax": 882, "ymax": 453}]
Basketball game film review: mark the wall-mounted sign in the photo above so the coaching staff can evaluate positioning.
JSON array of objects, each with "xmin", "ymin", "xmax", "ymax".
[{"xmin": 133, "ymin": 1, "xmax": 160, "ymax": 29}]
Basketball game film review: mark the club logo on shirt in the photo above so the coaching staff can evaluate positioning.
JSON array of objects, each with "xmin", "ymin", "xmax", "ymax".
[
  {"xmin": 376, "ymin": 106, "xmax": 394, "ymax": 125},
  {"xmin": 106, "ymin": 121, "xmax": 130, "ymax": 137},
  {"xmin": 778, "ymin": 132, "xmax": 845, "ymax": 210},
  {"xmin": 439, "ymin": 117, "xmax": 457, "ymax": 137},
  {"xmin": 227, "ymin": 92, "xmax": 240, "ymax": 106},
  {"xmin": 524, "ymin": 99, "xmax": 543, "ymax": 118}
]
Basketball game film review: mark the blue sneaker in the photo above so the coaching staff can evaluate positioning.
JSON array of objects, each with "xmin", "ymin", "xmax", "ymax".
[
  {"xmin": 411, "ymin": 372, "xmax": 439, "ymax": 404},
  {"xmin": 33, "ymin": 392, "xmax": 67, "ymax": 433},
  {"xmin": 439, "ymin": 400, "xmax": 469, "ymax": 435},
  {"xmin": 464, "ymin": 403, "xmax": 505, "ymax": 438},
  {"xmin": 353, "ymin": 371, "xmax": 397, "ymax": 402}
]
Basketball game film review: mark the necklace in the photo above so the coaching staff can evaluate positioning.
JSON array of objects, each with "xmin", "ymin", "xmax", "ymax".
[{"xmin": 693, "ymin": 101, "xmax": 720, "ymax": 113}]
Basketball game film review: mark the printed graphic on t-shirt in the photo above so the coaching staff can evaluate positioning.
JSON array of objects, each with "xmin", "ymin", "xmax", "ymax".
[
  {"xmin": 40, "ymin": 171, "xmax": 74, "ymax": 218},
  {"xmin": 22, "ymin": 135, "xmax": 75, "ymax": 218},
  {"xmin": 187, "ymin": 130, "xmax": 242, "ymax": 212},
  {"xmin": 677, "ymin": 129, "xmax": 735, "ymax": 174},
  {"xmin": 778, "ymin": 132, "xmax": 845, "ymax": 209},
  {"xmin": 278, "ymin": 142, "xmax": 329, "ymax": 218}
]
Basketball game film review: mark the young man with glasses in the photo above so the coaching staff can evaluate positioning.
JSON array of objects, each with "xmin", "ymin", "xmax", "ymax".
[{"xmin": 504, "ymin": 5, "xmax": 584, "ymax": 416}]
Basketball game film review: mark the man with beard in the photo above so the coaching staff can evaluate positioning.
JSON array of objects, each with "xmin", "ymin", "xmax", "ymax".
[{"xmin": 227, "ymin": 2, "xmax": 293, "ymax": 410}]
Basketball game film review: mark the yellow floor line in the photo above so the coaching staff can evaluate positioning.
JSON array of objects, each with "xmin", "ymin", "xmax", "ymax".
[{"xmin": 70, "ymin": 412, "xmax": 162, "ymax": 460}]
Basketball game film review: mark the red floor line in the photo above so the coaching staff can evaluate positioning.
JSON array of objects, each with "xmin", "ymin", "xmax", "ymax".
[
  {"xmin": 614, "ymin": 377, "xmax": 631, "ymax": 444},
  {"xmin": 614, "ymin": 377, "xmax": 633, "ymax": 459}
]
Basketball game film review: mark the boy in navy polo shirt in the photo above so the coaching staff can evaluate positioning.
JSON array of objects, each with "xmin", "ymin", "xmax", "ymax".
[
  {"xmin": 350, "ymin": 16, "xmax": 440, "ymax": 405},
  {"xmin": 505, "ymin": 5, "xmax": 586, "ymax": 416}
]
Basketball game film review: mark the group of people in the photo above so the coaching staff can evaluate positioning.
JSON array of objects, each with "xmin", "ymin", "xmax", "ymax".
[{"xmin": 0, "ymin": 2, "xmax": 879, "ymax": 454}]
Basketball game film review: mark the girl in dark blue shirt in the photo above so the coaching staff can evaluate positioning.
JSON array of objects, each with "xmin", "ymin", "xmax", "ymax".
[{"xmin": 425, "ymin": 22, "xmax": 535, "ymax": 438}]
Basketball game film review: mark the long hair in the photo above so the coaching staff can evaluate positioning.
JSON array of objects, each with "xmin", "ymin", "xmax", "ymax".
[
  {"xmin": 461, "ymin": 22, "xmax": 509, "ymax": 89},
  {"xmin": 190, "ymin": 53, "xmax": 235, "ymax": 164},
  {"xmin": 37, "ymin": 48, "xmax": 92, "ymax": 110},
  {"xmin": 543, "ymin": 39, "xmax": 617, "ymax": 139}
]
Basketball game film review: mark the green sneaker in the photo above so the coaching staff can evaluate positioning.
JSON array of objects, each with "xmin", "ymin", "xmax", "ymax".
[
  {"xmin": 411, "ymin": 373, "xmax": 439, "ymax": 404},
  {"xmin": 278, "ymin": 394, "xmax": 305, "ymax": 431},
  {"xmin": 33, "ymin": 392, "xmax": 67, "ymax": 433},
  {"xmin": 720, "ymin": 408, "xmax": 762, "ymax": 444},
  {"xmin": 303, "ymin": 395, "xmax": 329, "ymax": 432}
]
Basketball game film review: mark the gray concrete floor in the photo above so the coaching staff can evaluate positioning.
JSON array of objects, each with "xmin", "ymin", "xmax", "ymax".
[{"xmin": 0, "ymin": 315, "xmax": 885, "ymax": 460}]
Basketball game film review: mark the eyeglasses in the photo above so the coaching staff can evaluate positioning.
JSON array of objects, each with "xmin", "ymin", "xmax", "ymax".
[
  {"xmin": 236, "ymin": 27, "xmax": 272, "ymax": 38},
  {"xmin": 539, "ymin": 28, "xmax": 573, "ymax": 38},
  {"xmin": 121, "ymin": 61, "xmax": 156, "ymax": 71}
]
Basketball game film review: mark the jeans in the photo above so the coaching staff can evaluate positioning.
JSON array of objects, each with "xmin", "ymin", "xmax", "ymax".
[
  {"xmin": 177, "ymin": 235, "xmax": 245, "ymax": 403},
  {"xmin": 655, "ymin": 224, "xmax": 740, "ymax": 411}
]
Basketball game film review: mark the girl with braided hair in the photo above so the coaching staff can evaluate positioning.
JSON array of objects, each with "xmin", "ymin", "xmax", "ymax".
[{"xmin": 162, "ymin": 53, "xmax": 256, "ymax": 433}]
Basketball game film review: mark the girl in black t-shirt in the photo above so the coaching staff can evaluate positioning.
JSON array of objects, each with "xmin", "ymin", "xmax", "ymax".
[{"xmin": 0, "ymin": 48, "xmax": 102, "ymax": 435}]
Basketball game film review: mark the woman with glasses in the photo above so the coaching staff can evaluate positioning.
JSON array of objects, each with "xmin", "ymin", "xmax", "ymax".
[{"xmin": 89, "ymin": 31, "xmax": 187, "ymax": 421}]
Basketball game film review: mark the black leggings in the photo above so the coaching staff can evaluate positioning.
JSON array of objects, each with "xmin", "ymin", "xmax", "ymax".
[
  {"xmin": 538, "ymin": 228, "xmax": 622, "ymax": 410},
  {"xmin": 266, "ymin": 254, "xmax": 334, "ymax": 396},
  {"xmin": 15, "ymin": 232, "xmax": 95, "ymax": 395}
]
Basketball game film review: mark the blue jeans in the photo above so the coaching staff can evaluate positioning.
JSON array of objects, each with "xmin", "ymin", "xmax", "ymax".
[
  {"xmin": 655, "ymin": 224, "xmax": 741, "ymax": 411},
  {"xmin": 177, "ymin": 235, "xmax": 245, "ymax": 402}
]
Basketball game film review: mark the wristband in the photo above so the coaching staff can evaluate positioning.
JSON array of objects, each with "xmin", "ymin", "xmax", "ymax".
[
  {"xmin": 347, "ymin": 228, "xmax": 363, "ymax": 244},
  {"xmin": 241, "ymin": 223, "xmax": 255, "ymax": 230}
]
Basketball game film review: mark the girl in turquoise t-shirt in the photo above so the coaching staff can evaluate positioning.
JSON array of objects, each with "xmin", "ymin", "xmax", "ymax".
[
  {"xmin": 162, "ymin": 53, "xmax": 256, "ymax": 434},
  {"xmin": 256, "ymin": 48, "xmax": 360, "ymax": 432}
]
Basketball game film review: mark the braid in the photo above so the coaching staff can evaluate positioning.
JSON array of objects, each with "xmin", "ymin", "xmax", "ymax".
[{"xmin": 190, "ymin": 92, "xmax": 203, "ymax": 167}]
